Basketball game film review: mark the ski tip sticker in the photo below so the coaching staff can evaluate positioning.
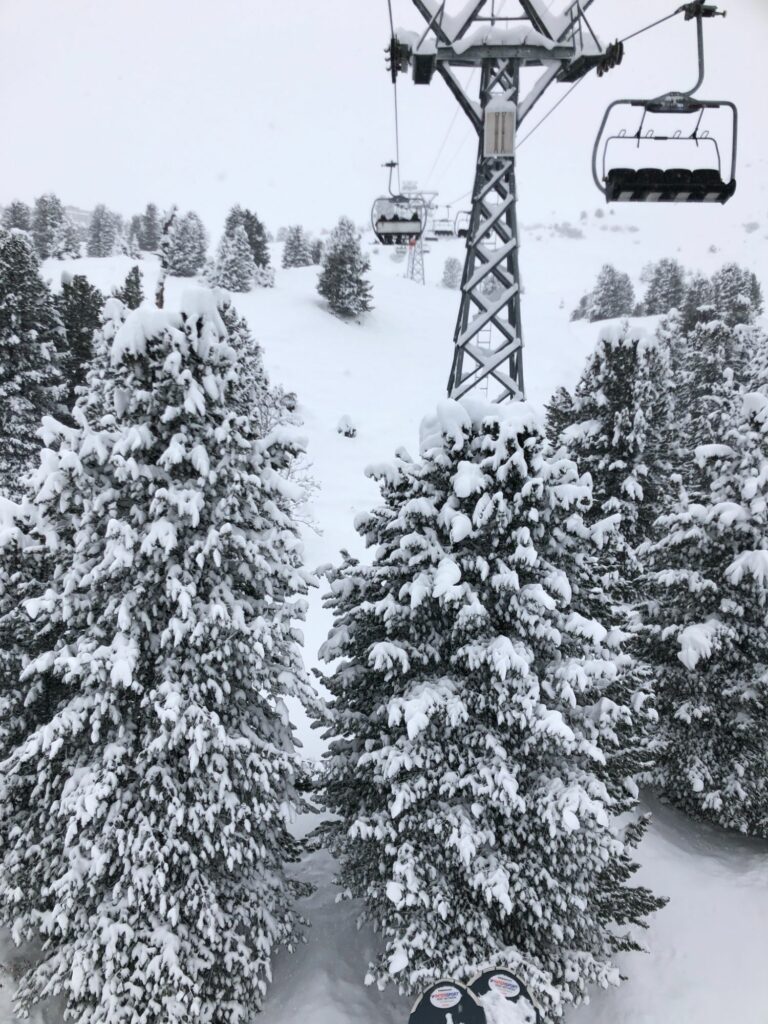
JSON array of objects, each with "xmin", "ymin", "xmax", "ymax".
[
  {"xmin": 429, "ymin": 985, "xmax": 463, "ymax": 1009},
  {"xmin": 488, "ymin": 973, "xmax": 521, "ymax": 999}
]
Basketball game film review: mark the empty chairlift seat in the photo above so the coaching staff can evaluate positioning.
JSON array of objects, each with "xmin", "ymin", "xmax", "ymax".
[{"xmin": 605, "ymin": 166, "xmax": 736, "ymax": 204}]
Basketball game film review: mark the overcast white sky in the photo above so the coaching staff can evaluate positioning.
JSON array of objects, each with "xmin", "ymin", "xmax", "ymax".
[{"xmin": 0, "ymin": 0, "xmax": 765, "ymax": 236}]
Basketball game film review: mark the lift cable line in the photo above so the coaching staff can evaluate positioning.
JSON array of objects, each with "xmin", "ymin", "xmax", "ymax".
[{"xmin": 379, "ymin": 0, "xmax": 737, "ymax": 403}]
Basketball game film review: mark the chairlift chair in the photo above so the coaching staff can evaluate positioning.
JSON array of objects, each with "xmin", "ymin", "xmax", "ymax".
[
  {"xmin": 371, "ymin": 162, "xmax": 428, "ymax": 245},
  {"xmin": 454, "ymin": 210, "xmax": 471, "ymax": 239},
  {"xmin": 593, "ymin": 3, "xmax": 737, "ymax": 204},
  {"xmin": 371, "ymin": 196, "xmax": 428, "ymax": 245}
]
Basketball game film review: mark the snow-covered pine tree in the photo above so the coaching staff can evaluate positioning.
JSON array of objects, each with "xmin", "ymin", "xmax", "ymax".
[
  {"xmin": 680, "ymin": 271, "xmax": 715, "ymax": 334},
  {"xmin": 2, "ymin": 201, "xmax": 31, "ymax": 233},
  {"xmin": 223, "ymin": 204, "xmax": 246, "ymax": 237},
  {"xmin": 0, "ymin": 230, "xmax": 64, "ymax": 497},
  {"xmin": 642, "ymin": 258, "xmax": 686, "ymax": 316},
  {"xmin": 558, "ymin": 323, "xmax": 673, "ymax": 552},
  {"xmin": 140, "ymin": 202, "xmax": 162, "ymax": 251},
  {"xmin": 640, "ymin": 389, "xmax": 768, "ymax": 836},
  {"xmin": 310, "ymin": 238, "xmax": 324, "ymax": 265},
  {"xmin": 113, "ymin": 265, "xmax": 144, "ymax": 310},
  {"xmin": 711, "ymin": 263, "xmax": 764, "ymax": 326},
  {"xmin": 586, "ymin": 264, "xmax": 635, "ymax": 322},
  {"xmin": 569, "ymin": 293, "xmax": 590, "ymax": 321},
  {"xmin": 87, "ymin": 204, "xmax": 121, "ymax": 258},
  {"xmin": 155, "ymin": 206, "xmax": 178, "ymax": 308},
  {"xmin": 0, "ymin": 288, "xmax": 317, "ymax": 1023},
  {"xmin": 129, "ymin": 214, "xmax": 143, "ymax": 243},
  {"xmin": 210, "ymin": 226, "xmax": 256, "ymax": 291},
  {"xmin": 31, "ymin": 193, "xmax": 67, "ymax": 260},
  {"xmin": 441, "ymin": 257, "xmax": 462, "ymax": 289},
  {"xmin": 319, "ymin": 399, "xmax": 665, "ymax": 1019},
  {"xmin": 281, "ymin": 225, "xmax": 313, "ymax": 268},
  {"xmin": 317, "ymin": 216, "xmax": 373, "ymax": 319},
  {"xmin": 276, "ymin": 226, "xmax": 288, "ymax": 243},
  {"xmin": 165, "ymin": 210, "xmax": 208, "ymax": 276},
  {"xmin": 51, "ymin": 217, "xmax": 81, "ymax": 260},
  {"xmin": 675, "ymin": 318, "xmax": 747, "ymax": 484},
  {"xmin": 55, "ymin": 272, "xmax": 104, "ymax": 407},
  {"xmin": 544, "ymin": 384, "xmax": 576, "ymax": 447},
  {"xmin": 243, "ymin": 210, "xmax": 271, "ymax": 269}
]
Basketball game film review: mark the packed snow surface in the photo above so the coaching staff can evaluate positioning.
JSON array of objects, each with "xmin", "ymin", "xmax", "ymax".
[{"xmin": 25, "ymin": 212, "xmax": 768, "ymax": 1024}]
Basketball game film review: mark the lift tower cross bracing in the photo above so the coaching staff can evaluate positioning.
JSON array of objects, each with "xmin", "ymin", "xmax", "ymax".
[{"xmin": 393, "ymin": 0, "xmax": 608, "ymax": 401}]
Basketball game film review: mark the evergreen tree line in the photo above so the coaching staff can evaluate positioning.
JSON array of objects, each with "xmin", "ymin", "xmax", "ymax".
[
  {"xmin": 2, "ymin": 194, "xmax": 81, "ymax": 261},
  {"xmin": 0, "ymin": 228, "xmax": 145, "ymax": 494},
  {"xmin": 547, "ymin": 286, "xmax": 768, "ymax": 843},
  {"xmin": 7, "ymin": 221, "xmax": 764, "ymax": 1021},
  {"xmin": 571, "ymin": 257, "xmax": 763, "ymax": 327}
]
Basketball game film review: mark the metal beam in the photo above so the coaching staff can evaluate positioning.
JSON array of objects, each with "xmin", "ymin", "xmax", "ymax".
[
  {"xmin": 435, "ymin": 64, "xmax": 482, "ymax": 131},
  {"xmin": 436, "ymin": 43, "xmax": 575, "ymax": 65}
]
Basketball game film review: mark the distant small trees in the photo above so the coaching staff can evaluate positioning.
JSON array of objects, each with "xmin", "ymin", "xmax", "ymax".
[
  {"xmin": 571, "ymin": 264, "xmax": 635, "ymax": 322},
  {"xmin": 164, "ymin": 211, "xmax": 208, "ymax": 276},
  {"xmin": 310, "ymin": 238, "xmax": 324, "ymax": 266},
  {"xmin": 138, "ymin": 202, "xmax": 163, "ymax": 251},
  {"xmin": 224, "ymin": 205, "xmax": 271, "ymax": 269},
  {"xmin": 680, "ymin": 272, "xmax": 714, "ymax": 334},
  {"xmin": 441, "ymin": 257, "xmax": 462, "ymax": 289},
  {"xmin": 87, "ymin": 204, "xmax": 123, "ymax": 258},
  {"xmin": 209, "ymin": 226, "xmax": 257, "ymax": 292},
  {"xmin": 113, "ymin": 265, "xmax": 144, "ymax": 310},
  {"xmin": 282, "ymin": 226, "xmax": 313, "ymax": 268},
  {"xmin": 642, "ymin": 258, "xmax": 686, "ymax": 315},
  {"xmin": 711, "ymin": 262, "xmax": 764, "ymax": 326},
  {"xmin": 2, "ymin": 201, "xmax": 31, "ymax": 233},
  {"xmin": 31, "ymin": 194, "xmax": 69, "ymax": 260},
  {"xmin": 317, "ymin": 216, "xmax": 373, "ymax": 319}
]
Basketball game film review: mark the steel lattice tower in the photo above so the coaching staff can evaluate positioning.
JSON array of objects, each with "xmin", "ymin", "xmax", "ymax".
[{"xmin": 392, "ymin": 0, "xmax": 608, "ymax": 401}]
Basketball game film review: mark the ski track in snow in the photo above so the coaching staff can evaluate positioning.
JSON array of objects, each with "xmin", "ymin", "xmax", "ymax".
[{"xmin": 23, "ymin": 216, "xmax": 768, "ymax": 1024}]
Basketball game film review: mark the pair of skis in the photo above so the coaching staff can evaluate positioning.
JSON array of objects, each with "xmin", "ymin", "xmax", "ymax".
[{"xmin": 408, "ymin": 969, "xmax": 540, "ymax": 1024}]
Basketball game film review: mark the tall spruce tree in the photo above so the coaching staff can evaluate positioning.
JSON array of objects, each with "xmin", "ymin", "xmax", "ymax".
[
  {"xmin": 681, "ymin": 272, "xmax": 715, "ymax": 334},
  {"xmin": 557, "ymin": 323, "xmax": 673, "ymax": 552},
  {"xmin": 2, "ymin": 201, "xmax": 31, "ymax": 233},
  {"xmin": 87, "ymin": 204, "xmax": 122, "ymax": 258},
  {"xmin": 52, "ymin": 217, "xmax": 81, "ymax": 259},
  {"xmin": 319, "ymin": 400, "xmax": 664, "ymax": 1019},
  {"xmin": 544, "ymin": 384, "xmax": 576, "ymax": 448},
  {"xmin": 165, "ymin": 211, "xmax": 208, "ymax": 276},
  {"xmin": 113, "ymin": 265, "xmax": 144, "ymax": 310},
  {"xmin": 642, "ymin": 258, "xmax": 687, "ymax": 316},
  {"xmin": 317, "ymin": 216, "xmax": 373, "ymax": 319},
  {"xmin": 640, "ymin": 388, "xmax": 768, "ymax": 836},
  {"xmin": 243, "ymin": 210, "xmax": 271, "ymax": 268},
  {"xmin": 55, "ymin": 273, "xmax": 104, "ymax": 407},
  {"xmin": 31, "ymin": 193, "xmax": 68, "ymax": 260},
  {"xmin": 675, "ymin": 318, "xmax": 747, "ymax": 485},
  {"xmin": 0, "ymin": 230, "xmax": 64, "ymax": 497},
  {"xmin": 0, "ymin": 288, "xmax": 317, "ymax": 1022},
  {"xmin": 586, "ymin": 265, "xmax": 635, "ymax": 322},
  {"xmin": 281, "ymin": 226, "xmax": 313, "ymax": 268},
  {"xmin": 209, "ymin": 226, "xmax": 256, "ymax": 291},
  {"xmin": 711, "ymin": 263, "xmax": 764, "ymax": 326},
  {"xmin": 140, "ymin": 202, "xmax": 162, "ymax": 251}
]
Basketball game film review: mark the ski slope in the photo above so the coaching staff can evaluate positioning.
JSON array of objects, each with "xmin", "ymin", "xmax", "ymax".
[{"xmin": 20, "ymin": 210, "xmax": 768, "ymax": 1024}]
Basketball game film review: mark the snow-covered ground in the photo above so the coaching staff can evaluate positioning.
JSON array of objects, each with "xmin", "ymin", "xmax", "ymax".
[{"xmin": 25, "ymin": 210, "xmax": 768, "ymax": 1024}]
